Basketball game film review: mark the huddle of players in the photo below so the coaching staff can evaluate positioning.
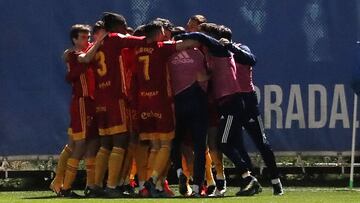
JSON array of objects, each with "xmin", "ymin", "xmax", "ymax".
[{"xmin": 50, "ymin": 12, "xmax": 284, "ymax": 198}]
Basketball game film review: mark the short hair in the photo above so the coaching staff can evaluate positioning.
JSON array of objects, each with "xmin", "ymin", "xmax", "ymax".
[
  {"xmin": 171, "ymin": 26, "xmax": 186, "ymax": 38},
  {"xmin": 143, "ymin": 21, "xmax": 163, "ymax": 38},
  {"xmin": 126, "ymin": 26, "xmax": 134, "ymax": 35},
  {"xmin": 92, "ymin": 20, "xmax": 105, "ymax": 35},
  {"xmin": 154, "ymin": 17, "xmax": 174, "ymax": 31},
  {"xmin": 199, "ymin": 23, "xmax": 221, "ymax": 39},
  {"xmin": 190, "ymin": 15, "xmax": 207, "ymax": 24},
  {"xmin": 102, "ymin": 12, "xmax": 127, "ymax": 32},
  {"xmin": 218, "ymin": 25, "xmax": 232, "ymax": 41},
  {"xmin": 70, "ymin": 24, "xmax": 91, "ymax": 45},
  {"xmin": 133, "ymin": 25, "xmax": 146, "ymax": 36}
]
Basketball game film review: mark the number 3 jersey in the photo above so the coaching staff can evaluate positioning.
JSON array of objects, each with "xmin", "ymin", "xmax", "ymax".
[{"xmin": 94, "ymin": 33, "xmax": 146, "ymax": 101}]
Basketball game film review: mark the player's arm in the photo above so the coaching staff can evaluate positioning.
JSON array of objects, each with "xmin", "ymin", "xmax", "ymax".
[
  {"xmin": 78, "ymin": 32, "xmax": 107, "ymax": 63},
  {"xmin": 174, "ymin": 32, "xmax": 231, "ymax": 57},
  {"xmin": 219, "ymin": 38, "xmax": 256, "ymax": 66},
  {"xmin": 109, "ymin": 33, "xmax": 147, "ymax": 49},
  {"xmin": 174, "ymin": 39, "xmax": 201, "ymax": 51}
]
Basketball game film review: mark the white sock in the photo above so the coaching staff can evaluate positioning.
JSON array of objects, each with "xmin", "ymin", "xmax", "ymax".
[
  {"xmin": 177, "ymin": 168, "xmax": 183, "ymax": 178},
  {"xmin": 271, "ymin": 178, "xmax": 281, "ymax": 185},
  {"xmin": 241, "ymin": 171, "xmax": 251, "ymax": 179}
]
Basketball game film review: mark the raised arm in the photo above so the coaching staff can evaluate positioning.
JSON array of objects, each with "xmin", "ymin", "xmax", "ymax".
[
  {"xmin": 78, "ymin": 32, "xmax": 107, "ymax": 63},
  {"xmin": 174, "ymin": 32, "xmax": 231, "ymax": 57},
  {"xmin": 175, "ymin": 39, "xmax": 201, "ymax": 51}
]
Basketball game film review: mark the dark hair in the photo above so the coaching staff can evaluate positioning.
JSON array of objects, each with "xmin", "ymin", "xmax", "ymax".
[
  {"xmin": 92, "ymin": 20, "xmax": 105, "ymax": 35},
  {"xmin": 133, "ymin": 25, "xmax": 146, "ymax": 36},
  {"xmin": 126, "ymin": 26, "xmax": 134, "ymax": 35},
  {"xmin": 171, "ymin": 26, "xmax": 186, "ymax": 38},
  {"xmin": 70, "ymin": 24, "xmax": 91, "ymax": 45},
  {"xmin": 199, "ymin": 23, "xmax": 221, "ymax": 39},
  {"xmin": 190, "ymin": 15, "xmax": 207, "ymax": 24},
  {"xmin": 102, "ymin": 12, "xmax": 127, "ymax": 32},
  {"xmin": 154, "ymin": 17, "xmax": 174, "ymax": 31},
  {"xmin": 143, "ymin": 21, "xmax": 163, "ymax": 38},
  {"xmin": 218, "ymin": 25, "xmax": 232, "ymax": 41}
]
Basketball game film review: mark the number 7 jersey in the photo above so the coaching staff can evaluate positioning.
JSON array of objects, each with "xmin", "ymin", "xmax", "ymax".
[{"xmin": 133, "ymin": 41, "xmax": 177, "ymax": 139}]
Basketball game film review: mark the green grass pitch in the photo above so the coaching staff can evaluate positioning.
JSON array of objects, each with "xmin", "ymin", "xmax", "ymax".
[{"xmin": 0, "ymin": 187, "xmax": 359, "ymax": 203}]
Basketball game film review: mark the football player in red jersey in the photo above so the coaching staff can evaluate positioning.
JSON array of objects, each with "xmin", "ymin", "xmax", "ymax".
[
  {"xmin": 55, "ymin": 24, "xmax": 105, "ymax": 198},
  {"xmin": 80, "ymin": 12, "xmax": 148, "ymax": 198},
  {"xmin": 132, "ymin": 21, "xmax": 210, "ymax": 198}
]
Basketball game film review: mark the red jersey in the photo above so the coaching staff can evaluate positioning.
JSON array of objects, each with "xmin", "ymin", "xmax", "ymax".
[
  {"xmin": 66, "ymin": 50, "xmax": 95, "ymax": 98},
  {"xmin": 94, "ymin": 33, "xmax": 146, "ymax": 100},
  {"xmin": 121, "ymin": 48, "xmax": 137, "ymax": 103},
  {"xmin": 134, "ymin": 41, "xmax": 177, "ymax": 104},
  {"xmin": 133, "ymin": 41, "xmax": 177, "ymax": 135}
]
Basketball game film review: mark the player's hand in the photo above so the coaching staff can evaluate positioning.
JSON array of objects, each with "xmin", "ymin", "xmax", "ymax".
[{"xmin": 219, "ymin": 38, "xmax": 230, "ymax": 46}]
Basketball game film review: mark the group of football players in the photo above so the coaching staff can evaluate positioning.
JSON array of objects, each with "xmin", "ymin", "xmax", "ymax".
[{"xmin": 50, "ymin": 11, "xmax": 284, "ymax": 198}]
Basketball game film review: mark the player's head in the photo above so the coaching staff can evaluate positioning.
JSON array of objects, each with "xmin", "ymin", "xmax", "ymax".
[
  {"xmin": 171, "ymin": 26, "xmax": 186, "ymax": 39},
  {"xmin": 218, "ymin": 25, "xmax": 232, "ymax": 41},
  {"xmin": 69, "ymin": 24, "xmax": 91, "ymax": 48},
  {"xmin": 102, "ymin": 12, "xmax": 127, "ymax": 34},
  {"xmin": 187, "ymin": 14, "xmax": 207, "ymax": 32},
  {"xmin": 92, "ymin": 20, "xmax": 106, "ymax": 42},
  {"xmin": 134, "ymin": 25, "xmax": 146, "ymax": 36},
  {"xmin": 154, "ymin": 17, "xmax": 174, "ymax": 40},
  {"xmin": 199, "ymin": 23, "xmax": 221, "ymax": 40},
  {"xmin": 143, "ymin": 21, "xmax": 165, "ymax": 42},
  {"xmin": 126, "ymin": 26, "xmax": 134, "ymax": 35}
]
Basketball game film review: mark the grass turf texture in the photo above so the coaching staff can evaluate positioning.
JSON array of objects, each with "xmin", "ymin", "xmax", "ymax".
[{"xmin": 0, "ymin": 187, "xmax": 360, "ymax": 203}]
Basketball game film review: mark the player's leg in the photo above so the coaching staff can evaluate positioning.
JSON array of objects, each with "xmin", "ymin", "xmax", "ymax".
[
  {"xmin": 106, "ymin": 132, "xmax": 128, "ymax": 190},
  {"xmin": 147, "ymin": 140, "xmax": 160, "ymax": 179},
  {"xmin": 242, "ymin": 92, "xmax": 283, "ymax": 195},
  {"xmin": 145, "ymin": 138, "xmax": 172, "ymax": 197},
  {"xmin": 83, "ymin": 100, "xmax": 100, "ymax": 197},
  {"xmin": 60, "ymin": 97, "xmax": 88, "ymax": 197},
  {"xmin": 208, "ymin": 126, "xmax": 227, "ymax": 196},
  {"xmin": 50, "ymin": 138, "xmax": 73, "ymax": 194},
  {"xmin": 180, "ymin": 145, "xmax": 194, "ymax": 196},
  {"xmin": 61, "ymin": 138, "xmax": 86, "ymax": 196},
  {"xmin": 181, "ymin": 144, "xmax": 194, "ymax": 181},
  {"xmin": 94, "ymin": 104, "xmax": 112, "ymax": 191},
  {"xmin": 83, "ymin": 136, "xmax": 99, "ymax": 197},
  {"xmin": 118, "ymin": 133, "xmax": 137, "ymax": 196},
  {"xmin": 217, "ymin": 97, "xmax": 259, "ymax": 196},
  {"xmin": 188, "ymin": 84, "xmax": 208, "ymax": 197},
  {"xmin": 135, "ymin": 140, "xmax": 150, "ymax": 197},
  {"xmin": 171, "ymin": 107, "xmax": 188, "ymax": 195},
  {"xmin": 205, "ymin": 148, "xmax": 216, "ymax": 196},
  {"xmin": 94, "ymin": 136, "xmax": 111, "ymax": 188}
]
